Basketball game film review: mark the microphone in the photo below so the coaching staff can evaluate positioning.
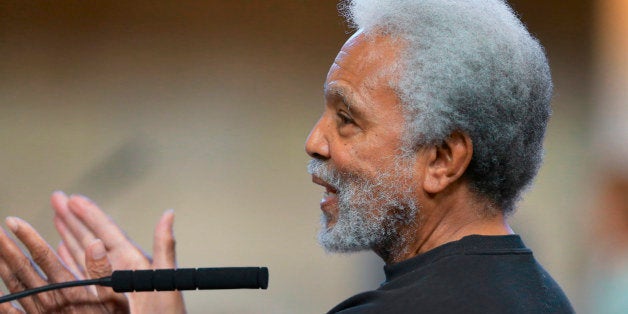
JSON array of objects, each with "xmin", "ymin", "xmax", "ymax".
[
  {"xmin": 108, "ymin": 267, "xmax": 269, "ymax": 292},
  {"xmin": 0, "ymin": 267, "xmax": 268, "ymax": 303}
]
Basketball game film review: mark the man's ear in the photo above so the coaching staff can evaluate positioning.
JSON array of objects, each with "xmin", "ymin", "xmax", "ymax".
[{"xmin": 421, "ymin": 131, "xmax": 473, "ymax": 194}]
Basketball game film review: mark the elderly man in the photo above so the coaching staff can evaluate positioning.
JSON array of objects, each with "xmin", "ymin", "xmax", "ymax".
[{"xmin": 0, "ymin": 0, "xmax": 573, "ymax": 313}]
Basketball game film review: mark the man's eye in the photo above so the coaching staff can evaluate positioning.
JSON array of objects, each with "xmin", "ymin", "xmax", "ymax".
[{"xmin": 337, "ymin": 111, "xmax": 354, "ymax": 125}]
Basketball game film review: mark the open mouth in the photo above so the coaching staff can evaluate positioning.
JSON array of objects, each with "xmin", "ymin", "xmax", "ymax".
[
  {"xmin": 312, "ymin": 175, "xmax": 339, "ymax": 206},
  {"xmin": 322, "ymin": 186, "xmax": 338, "ymax": 202}
]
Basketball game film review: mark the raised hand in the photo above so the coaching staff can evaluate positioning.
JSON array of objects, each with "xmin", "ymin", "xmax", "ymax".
[
  {"xmin": 51, "ymin": 192, "xmax": 185, "ymax": 314},
  {"xmin": 0, "ymin": 217, "xmax": 128, "ymax": 313}
]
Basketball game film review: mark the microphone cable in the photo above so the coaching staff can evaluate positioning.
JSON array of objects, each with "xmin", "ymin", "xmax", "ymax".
[{"xmin": 0, "ymin": 267, "xmax": 268, "ymax": 304}]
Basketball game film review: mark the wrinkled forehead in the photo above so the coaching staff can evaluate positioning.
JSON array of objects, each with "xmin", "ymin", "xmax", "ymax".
[
  {"xmin": 339, "ymin": 31, "xmax": 401, "ymax": 71},
  {"xmin": 326, "ymin": 29, "xmax": 404, "ymax": 91}
]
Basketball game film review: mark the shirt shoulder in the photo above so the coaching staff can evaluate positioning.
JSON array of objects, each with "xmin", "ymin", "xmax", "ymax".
[{"xmin": 328, "ymin": 236, "xmax": 574, "ymax": 314}]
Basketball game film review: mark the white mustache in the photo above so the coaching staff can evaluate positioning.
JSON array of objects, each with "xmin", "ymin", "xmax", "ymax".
[{"xmin": 307, "ymin": 159, "xmax": 343, "ymax": 191}]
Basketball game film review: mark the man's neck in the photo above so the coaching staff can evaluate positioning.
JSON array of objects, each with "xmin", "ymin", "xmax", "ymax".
[{"xmin": 375, "ymin": 192, "xmax": 514, "ymax": 265}]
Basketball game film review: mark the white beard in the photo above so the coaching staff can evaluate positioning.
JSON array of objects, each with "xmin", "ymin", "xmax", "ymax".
[{"xmin": 307, "ymin": 158, "xmax": 419, "ymax": 253}]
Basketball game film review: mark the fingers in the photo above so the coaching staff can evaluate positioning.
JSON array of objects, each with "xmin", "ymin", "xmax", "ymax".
[
  {"xmin": 53, "ymin": 216, "xmax": 86, "ymax": 274},
  {"xmin": 152, "ymin": 210, "xmax": 177, "ymax": 269},
  {"xmin": 0, "ymin": 254, "xmax": 27, "ymax": 293},
  {"xmin": 6, "ymin": 217, "xmax": 76, "ymax": 285},
  {"xmin": 85, "ymin": 240, "xmax": 129, "ymax": 312},
  {"xmin": 0, "ymin": 257, "xmax": 32, "ymax": 312},
  {"xmin": 0, "ymin": 221, "xmax": 49, "ymax": 287},
  {"xmin": 52, "ymin": 192, "xmax": 97, "ymax": 256},
  {"xmin": 68, "ymin": 195, "xmax": 142, "ymax": 258},
  {"xmin": 53, "ymin": 192, "xmax": 149, "ymax": 270},
  {"xmin": 0, "ymin": 290, "xmax": 25, "ymax": 314},
  {"xmin": 52, "ymin": 196, "xmax": 186, "ymax": 314},
  {"xmin": 0, "ymin": 223, "xmax": 47, "ymax": 313},
  {"xmin": 68, "ymin": 195, "xmax": 126, "ymax": 246},
  {"xmin": 63, "ymin": 194, "xmax": 152, "ymax": 270},
  {"xmin": 57, "ymin": 241, "xmax": 84, "ymax": 280},
  {"xmin": 0, "ymin": 214, "xmax": 129, "ymax": 313},
  {"xmin": 50, "ymin": 191, "xmax": 70, "ymax": 215}
]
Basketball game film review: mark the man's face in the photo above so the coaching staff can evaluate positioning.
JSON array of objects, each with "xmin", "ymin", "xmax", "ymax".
[{"xmin": 306, "ymin": 31, "xmax": 419, "ymax": 253}]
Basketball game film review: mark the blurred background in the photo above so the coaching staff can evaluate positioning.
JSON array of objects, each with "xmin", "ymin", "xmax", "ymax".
[{"xmin": 0, "ymin": 1, "xmax": 626, "ymax": 313}]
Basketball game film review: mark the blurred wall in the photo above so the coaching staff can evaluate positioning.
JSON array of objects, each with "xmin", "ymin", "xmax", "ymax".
[
  {"xmin": 0, "ymin": 1, "xmax": 597, "ymax": 312},
  {"xmin": 587, "ymin": 0, "xmax": 628, "ymax": 312}
]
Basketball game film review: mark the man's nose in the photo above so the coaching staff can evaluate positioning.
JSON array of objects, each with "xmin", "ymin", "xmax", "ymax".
[{"xmin": 305, "ymin": 117, "xmax": 330, "ymax": 160}]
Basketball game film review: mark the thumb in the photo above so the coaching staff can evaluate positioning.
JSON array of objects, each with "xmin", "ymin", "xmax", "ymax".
[
  {"xmin": 152, "ymin": 209, "xmax": 177, "ymax": 269},
  {"xmin": 149, "ymin": 210, "xmax": 186, "ymax": 314},
  {"xmin": 85, "ymin": 239, "xmax": 129, "ymax": 311},
  {"xmin": 85, "ymin": 239, "xmax": 112, "ymax": 280}
]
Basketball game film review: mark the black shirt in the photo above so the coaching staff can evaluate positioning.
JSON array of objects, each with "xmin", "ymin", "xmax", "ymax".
[{"xmin": 328, "ymin": 235, "xmax": 574, "ymax": 313}]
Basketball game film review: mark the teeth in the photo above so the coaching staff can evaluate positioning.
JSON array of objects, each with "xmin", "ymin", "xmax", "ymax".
[{"xmin": 320, "ymin": 189, "xmax": 338, "ymax": 203}]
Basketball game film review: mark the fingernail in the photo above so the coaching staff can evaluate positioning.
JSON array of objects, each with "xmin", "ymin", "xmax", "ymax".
[
  {"xmin": 52, "ymin": 190, "xmax": 67, "ymax": 197},
  {"xmin": 5, "ymin": 217, "xmax": 18, "ymax": 233},
  {"xmin": 73, "ymin": 194, "xmax": 95, "ymax": 207},
  {"xmin": 91, "ymin": 239, "xmax": 106, "ymax": 260},
  {"xmin": 68, "ymin": 194, "xmax": 89, "ymax": 211}
]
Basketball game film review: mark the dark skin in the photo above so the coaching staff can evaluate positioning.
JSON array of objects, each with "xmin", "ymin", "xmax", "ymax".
[
  {"xmin": 0, "ymin": 217, "xmax": 127, "ymax": 313},
  {"xmin": 0, "ymin": 193, "xmax": 185, "ymax": 314},
  {"xmin": 306, "ymin": 31, "xmax": 513, "ymax": 264}
]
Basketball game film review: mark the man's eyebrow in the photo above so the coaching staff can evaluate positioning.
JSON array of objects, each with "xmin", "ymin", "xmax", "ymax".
[{"xmin": 324, "ymin": 84, "xmax": 360, "ymax": 114}]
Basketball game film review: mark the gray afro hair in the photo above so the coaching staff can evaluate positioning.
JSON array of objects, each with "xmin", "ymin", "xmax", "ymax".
[{"xmin": 341, "ymin": 0, "xmax": 553, "ymax": 214}]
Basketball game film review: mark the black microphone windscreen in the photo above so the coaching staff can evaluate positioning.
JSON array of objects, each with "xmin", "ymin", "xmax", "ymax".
[{"xmin": 111, "ymin": 267, "xmax": 268, "ymax": 292}]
